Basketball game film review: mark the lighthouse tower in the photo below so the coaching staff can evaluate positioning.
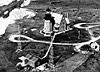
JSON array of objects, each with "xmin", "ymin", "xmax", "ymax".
[{"xmin": 41, "ymin": 8, "xmax": 55, "ymax": 36}]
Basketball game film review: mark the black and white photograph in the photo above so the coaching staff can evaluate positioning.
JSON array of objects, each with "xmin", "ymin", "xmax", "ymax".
[{"xmin": 0, "ymin": 0, "xmax": 100, "ymax": 72}]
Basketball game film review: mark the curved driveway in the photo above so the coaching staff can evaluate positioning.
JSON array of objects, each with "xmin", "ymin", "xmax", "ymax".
[
  {"xmin": 9, "ymin": 22, "xmax": 100, "ymax": 47},
  {"xmin": 74, "ymin": 22, "xmax": 100, "ymax": 29}
]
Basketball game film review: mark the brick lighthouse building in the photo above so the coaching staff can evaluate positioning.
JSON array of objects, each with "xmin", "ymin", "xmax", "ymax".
[
  {"xmin": 41, "ymin": 8, "xmax": 55, "ymax": 36},
  {"xmin": 40, "ymin": 8, "xmax": 71, "ymax": 36}
]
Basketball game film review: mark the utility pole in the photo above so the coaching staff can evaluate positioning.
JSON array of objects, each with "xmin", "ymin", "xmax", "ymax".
[
  {"xmin": 16, "ymin": 22, "xmax": 22, "ymax": 53},
  {"xmin": 40, "ymin": 33, "xmax": 56, "ymax": 71},
  {"xmin": 49, "ymin": 36, "xmax": 54, "ymax": 70},
  {"xmin": 48, "ymin": 34, "xmax": 56, "ymax": 71},
  {"xmin": 16, "ymin": 8, "xmax": 22, "ymax": 53}
]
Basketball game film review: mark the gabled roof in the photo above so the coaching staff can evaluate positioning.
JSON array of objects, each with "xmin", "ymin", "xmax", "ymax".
[{"xmin": 51, "ymin": 12, "xmax": 63, "ymax": 24}]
